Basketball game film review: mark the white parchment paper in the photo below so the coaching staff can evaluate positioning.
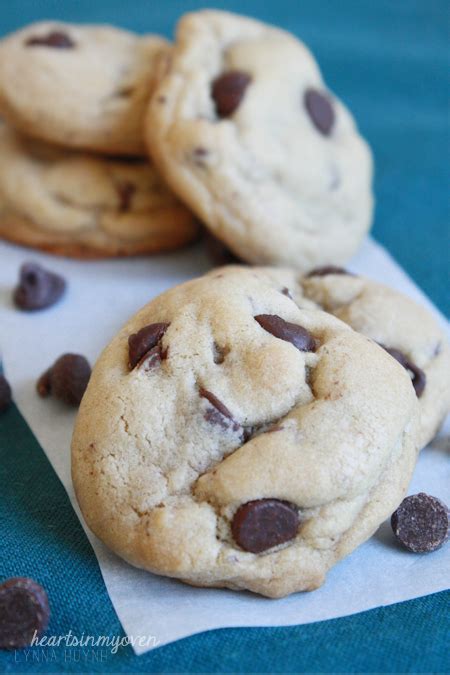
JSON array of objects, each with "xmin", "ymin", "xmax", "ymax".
[{"xmin": 0, "ymin": 237, "xmax": 448, "ymax": 654}]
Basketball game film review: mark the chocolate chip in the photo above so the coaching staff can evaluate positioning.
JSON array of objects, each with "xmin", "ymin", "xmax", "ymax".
[
  {"xmin": 213, "ymin": 342, "xmax": 228, "ymax": 365},
  {"xmin": 137, "ymin": 345, "xmax": 163, "ymax": 371},
  {"xmin": 0, "ymin": 375, "xmax": 12, "ymax": 414},
  {"xmin": 204, "ymin": 231, "xmax": 242, "ymax": 267},
  {"xmin": 306, "ymin": 265, "xmax": 351, "ymax": 278},
  {"xmin": 281, "ymin": 287, "xmax": 293, "ymax": 299},
  {"xmin": 199, "ymin": 387, "xmax": 241, "ymax": 433},
  {"xmin": 255, "ymin": 314, "xmax": 316, "ymax": 352},
  {"xmin": 37, "ymin": 354, "xmax": 91, "ymax": 406},
  {"xmin": 192, "ymin": 147, "xmax": 210, "ymax": 167},
  {"xmin": 391, "ymin": 493, "xmax": 449, "ymax": 553},
  {"xmin": 380, "ymin": 345, "xmax": 426, "ymax": 397},
  {"xmin": 0, "ymin": 578, "xmax": 50, "ymax": 649},
  {"xmin": 304, "ymin": 88, "xmax": 335, "ymax": 135},
  {"xmin": 128, "ymin": 323, "xmax": 169, "ymax": 370},
  {"xmin": 117, "ymin": 181, "xmax": 136, "ymax": 212},
  {"xmin": 25, "ymin": 31, "xmax": 75, "ymax": 48},
  {"xmin": 212, "ymin": 71, "xmax": 251, "ymax": 117},
  {"xmin": 232, "ymin": 499, "xmax": 299, "ymax": 553},
  {"xmin": 13, "ymin": 262, "xmax": 66, "ymax": 311}
]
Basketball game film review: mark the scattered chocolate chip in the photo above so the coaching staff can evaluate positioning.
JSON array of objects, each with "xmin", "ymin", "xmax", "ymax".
[
  {"xmin": 0, "ymin": 375, "xmax": 12, "ymax": 414},
  {"xmin": 0, "ymin": 577, "xmax": 50, "ymax": 650},
  {"xmin": 204, "ymin": 231, "xmax": 242, "ymax": 266},
  {"xmin": 128, "ymin": 323, "xmax": 169, "ymax": 370},
  {"xmin": 232, "ymin": 499, "xmax": 299, "ymax": 553},
  {"xmin": 25, "ymin": 31, "xmax": 75, "ymax": 48},
  {"xmin": 380, "ymin": 345, "xmax": 426, "ymax": 397},
  {"xmin": 391, "ymin": 493, "xmax": 449, "ymax": 553},
  {"xmin": 212, "ymin": 71, "xmax": 251, "ymax": 117},
  {"xmin": 117, "ymin": 181, "xmax": 136, "ymax": 212},
  {"xmin": 255, "ymin": 314, "xmax": 316, "ymax": 352},
  {"xmin": 281, "ymin": 287, "xmax": 293, "ymax": 299},
  {"xmin": 199, "ymin": 387, "xmax": 241, "ymax": 433},
  {"xmin": 304, "ymin": 88, "xmax": 335, "ymax": 135},
  {"xmin": 13, "ymin": 262, "xmax": 66, "ymax": 311},
  {"xmin": 306, "ymin": 265, "xmax": 351, "ymax": 278},
  {"xmin": 37, "ymin": 354, "xmax": 91, "ymax": 406}
]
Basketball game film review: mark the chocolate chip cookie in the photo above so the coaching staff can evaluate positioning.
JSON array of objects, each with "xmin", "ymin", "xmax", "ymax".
[
  {"xmin": 0, "ymin": 123, "xmax": 198, "ymax": 258},
  {"xmin": 146, "ymin": 10, "xmax": 374, "ymax": 271},
  {"xmin": 0, "ymin": 21, "xmax": 168, "ymax": 155},
  {"xmin": 298, "ymin": 268, "xmax": 450, "ymax": 448},
  {"xmin": 72, "ymin": 266, "xmax": 418, "ymax": 598}
]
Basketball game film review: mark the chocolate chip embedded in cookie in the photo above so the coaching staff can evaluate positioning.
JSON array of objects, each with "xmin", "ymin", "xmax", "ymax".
[
  {"xmin": 25, "ymin": 30, "xmax": 75, "ymax": 48},
  {"xmin": 146, "ymin": 10, "xmax": 373, "ymax": 272},
  {"xmin": 255, "ymin": 315, "xmax": 316, "ymax": 352},
  {"xmin": 212, "ymin": 71, "xmax": 252, "ymax": 117},
  {"xmin": 0, "ymin": 578, "xmax": 50, "ymax": 649},
  {"xmin": 13, "ymin": 262, "xmax": 66, "ymax": 311},
  {"xmin": 304, "ymin": 88, "xmax": 335, "ymax": 135},
  {"xmin": 38, "ymin": 354, "xmax": 91, "ymax": 406},
  {"xmin": 72, "ymin": 266, "xmax": 419, "ymax": 598},
  {"xmin": 0, "ymin": 21, "xmax": 169, "ymax": 155},
  {"xmin": 232, "ymin": 499, "xmax": 300, "ymax": 553},
  {"xmin": 379, "ymin": 345, "xmax": 426, "ymax": 398},
  {"xmin": 391, "ymin": 494, "xmax": 449, "ymax": 553},
  {"xmin": 128, "ymin": 323, "xmax": 169, "ymax": 369}
]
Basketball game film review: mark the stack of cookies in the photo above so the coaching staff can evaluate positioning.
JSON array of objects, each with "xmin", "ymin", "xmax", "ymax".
[
  {"xmin": 0, "ymin": 22, "xmax": 199, "ymax": 257},
  {"xmin": 0, "ymin": 11, "xmax": 448, "ymax": 600},
  {"xmin": 0, "ymin": 11, "xmax": 373, "ymax": 271}
]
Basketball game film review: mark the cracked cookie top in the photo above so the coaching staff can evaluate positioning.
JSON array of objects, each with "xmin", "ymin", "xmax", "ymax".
[
  {"xmin": 0, "ymin": 22, "xmax": 168, "ymax": 155},
  {"xmin": 0, "ymin": 123, "xmax": 198, "ymax": 258},
  {"xmin": 146, "ymin": 10, "xmax": 374, "ymax": 271},
  {"xmin": 72, "ymin": 266, "xmax": 418, "ymax": 597}
]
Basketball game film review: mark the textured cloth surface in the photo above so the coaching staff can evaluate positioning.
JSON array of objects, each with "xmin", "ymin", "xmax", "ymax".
[{"xmin": 0, "ymin": 0, "xmax": 449, "ymax": 672}]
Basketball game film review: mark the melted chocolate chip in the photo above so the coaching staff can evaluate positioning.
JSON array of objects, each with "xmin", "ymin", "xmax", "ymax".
[
  {"xmin": 306, "ymin": 265, "xmax": 351, "ymax": 278},
  {"xmin": 391, "ymin": 493, "xmax": 449, "ymax": 553},
  {"xmin": 128, "ymin": 323, "xmax": 169, "ymax": 369},
  {"xmin": 25, "ymin": 31, "xmax": 75, "ymax": 48},
  {"xmin": 199, "ymin": 387, "xmax": 241, "ymax": 433},
  {"xmin": 204, "ymin": 231, "xmax": 242, "ymax": 267},
  {"xmin": 0, "ymin": 374, "xmax": 12, "ymax": 413},
  {"xmin": 0, "ymin": 577, "xmax": 50, "ymax": 649},
  {"xmin": 255, "ymin": 314, "xmax": 316, "ymax": 352},
  {"xmin": 304, "ymin": 88, "xmax": 335, "ymax": 135},
  {"xmin": 117, "ymin": 181, "xmax": 136, "ymax": 212},
  {"xmin": 380, "ymin": 345, "xmax": 426, "ymax": 397},
  {"xmin": 136, "ymin": 345, "xmax": 163, "ymax": 371},
  {"xmin": 212, "ymin": 71, "xmax": 251, "ymax": 117},
  {"xmin": 37, "ymin": 354, "xmax": 91, "ymax": 406},
  {"xmin": 232, "ymin": 499, "xmax": 299, "ymax": 553},
  {"xmin": 13, "ymin": 262, "xmax": 66, "ymax": 311}
]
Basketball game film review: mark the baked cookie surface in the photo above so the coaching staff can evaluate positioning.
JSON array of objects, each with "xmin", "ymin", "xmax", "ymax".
[
  {"xmin": 72, "ymin": 266, "xmax": 418, "ymax": 598},
  {"xmin": 298, "ymin": 268, "xmax": 450, "ymax": 448},
  {"xmin": 146, "ymin": 10, "xmax": 374, "ymax": 271},
  {"xmin": 0, "ymin": 124, "xmax": 199, "ymax": 258},
  {"xmin": 0, "ymin": 22, "xmax": 168, "ymax": 155}
]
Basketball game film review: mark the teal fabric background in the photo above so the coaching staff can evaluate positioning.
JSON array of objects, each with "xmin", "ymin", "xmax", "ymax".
[{"xmin": 0, "ymin": 1, "xmax": 449, "ymax": 672}]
